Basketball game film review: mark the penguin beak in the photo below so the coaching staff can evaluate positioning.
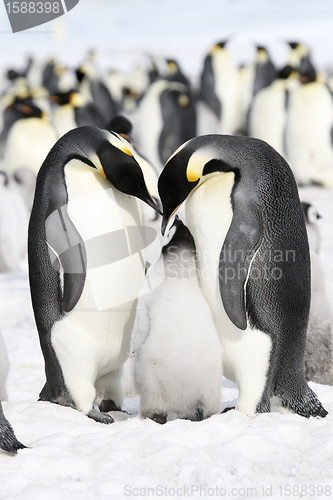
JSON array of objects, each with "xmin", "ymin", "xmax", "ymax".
[
  {"xmin": 145, "ymin": 195, "xmax": 163, "ymax": 215},
  {"xmin": 161, "ymin": 204, "xmax": 181, "ymax": 235}
]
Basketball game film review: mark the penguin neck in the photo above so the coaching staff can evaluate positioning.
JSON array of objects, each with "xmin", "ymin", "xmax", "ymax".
[{"xmin": 185, "ymin": 172, "xmax": 234, "ymax": 323}]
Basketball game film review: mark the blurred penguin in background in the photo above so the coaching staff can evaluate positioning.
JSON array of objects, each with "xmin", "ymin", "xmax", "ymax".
[
  {"xmin": 76, "ymin": 59, "xmax": 118, "ymax": 125},
  {"xmin": 0, "ymin": 171, "xmax": 29, "ymax": 272},
  {"xmin": 199, "ymin": 40, "xmax": 240, "ymax": 135},
  {"xmin": 285, "ymin": 58, "xmax": 333, "ymax": 187},
  {"xmin": 138, "ymin": 78, "xmax": 196, "ymax": 171},
  {"xmin": 3, "ymin": 100, "xmax": 57, "ymax": 176},
  {"xmin": 248, "ymin": 65, "xmax": 298, "ymax": 156},
  {"xmin": 50, "ymin": 89, "xmax": 105, "ymax": 137}
]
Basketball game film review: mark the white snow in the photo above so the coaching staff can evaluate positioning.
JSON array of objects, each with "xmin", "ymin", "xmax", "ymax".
[{"xmin": 1, "ymin": 0, "xmax": 333, "ymax": 498}]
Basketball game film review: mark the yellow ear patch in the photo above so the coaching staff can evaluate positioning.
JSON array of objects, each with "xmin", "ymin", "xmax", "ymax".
[
  {"xmin": 122, "ymin": 147, "xmax": 133, "ymax": 156},
  {"xmin": 186, "ymin": 149, "xmax": 214, "ymax": 183},
  {"xmin": 186, "ymin": 170, "xmax": 200, "ymax": 183}
]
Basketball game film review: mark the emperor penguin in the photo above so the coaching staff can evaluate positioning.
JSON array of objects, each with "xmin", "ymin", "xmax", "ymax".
[
  {"xmin": 0, "ymin": 329, "xmax": 26, "ymax": 453},
  {"xmin": 50, "ymin": 90, "xmax": 105, "ymax": 138},
  {"xmin": 28, "ymin": 126, "xmax": 161, "ymax": 424},
  {"xmin": 0, "ymin": 171, "xmax": 29, "ymax": 272},
  {"xmin": 3, "ymin": 105, "xmax": 57, "ymax": 176},
  {"xmin": 248, "ymin": 65, "xmax": 298, "ymax": 156},
  {"xmin": 284, "ymin": 64, "xmax": 333, "ymax": 187},
  {"xmin": 199, "ymin": 41, "xmax": 240, "ymax": 135},
  {"xmin": 138, "ymin": 79, "xmax": 196, "ymax": 171},
  {"xmin": 131, "ymin": 216, "xmax": 222, "ymax": 423},
  {"xmin": 158, "ymin": 134, "xmax": 328, "ymax": 418}
]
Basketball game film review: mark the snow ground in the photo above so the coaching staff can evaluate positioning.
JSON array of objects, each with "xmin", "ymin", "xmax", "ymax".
[{"xmin": 0, "ymin": 0, "xmax": 333, "ymax": 499}]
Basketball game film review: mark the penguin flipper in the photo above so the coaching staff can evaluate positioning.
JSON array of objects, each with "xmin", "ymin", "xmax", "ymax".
[
  {"xmin": 219, "ymin": 202, "xmax": 263, "ymax": 330},
  {"xmin": 45, "ymin": 206, "xmax": 87, "ymax": 313}
]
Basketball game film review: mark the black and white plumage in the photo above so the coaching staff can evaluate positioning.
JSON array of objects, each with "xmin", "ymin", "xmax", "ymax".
[
  {"xmin": 28, "ymin": 126, "xmax": 160, "ymax": 424},
  {"xmin": 199, "ymin": 41, "xmax": 240, "ymax": 135},
  {"xmin": 285, "ymin": 64, "xmax": 333, "ymax": 187},
  {"xmin": 158, "ymin": 134, "xmax": 328, "ymax": 418},
  {"xmin": 50, "ymin": 90, "xmax": 105, "ymax": 138},
  {"xmin": 138, "ymin": 79, "xmax": 197, "ymax": 171},
  {"xmin": 131, "ymin": 217, "xmax": 222, "ymax": 423},
  {"xmin": 0, "ymin": 330, "xmax": 26, "ymax": 453}
]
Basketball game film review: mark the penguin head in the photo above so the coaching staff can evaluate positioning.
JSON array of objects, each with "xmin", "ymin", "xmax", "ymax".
[
  {"xmin": 105, "ymin": 115, "xmax": 133, "ymax": 142},
  {"xmin": 158, "ymin": 135, "xmax": 238, "ymax": 234},
  {"xmin": 96, "ymin": 130, "xmax": 161, "ymax": 213},
  {"xmin": 8, "ymin": 97, "xmax": 44, "ymax": 119}
]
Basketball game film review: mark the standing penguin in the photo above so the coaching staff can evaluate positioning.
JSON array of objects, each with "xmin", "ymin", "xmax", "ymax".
[
  {"xmin": 138, "ymin": 79, "xmax": 196, "ymax": 171},
  {"xmin": 158, "ymin": 135, "xmax": 327, "ymax": 418},
  {"xmin": 248, "ymin": 65, "xmax": 298, "ymax": 156},
  {"xmin": 50, "ymin": 90, "xmax": 105, "ymax": 138},
  {"xmin": 131, "ymin": 216, "xmax": 222, "ymax": 423},
  {"xmin": 284, "ymin": 64, "xmax": 333, "ymax": 187},
  {"xmin": 0, "ymin": 330, "xmax": 26, "ymax": 453},
  {"xmin": 28, "ymin": 126, "xmax": 160, "ymax": 423},
  {"xmin": 199, "ymin": 41, "xmax": 240, "ymax": 135}
]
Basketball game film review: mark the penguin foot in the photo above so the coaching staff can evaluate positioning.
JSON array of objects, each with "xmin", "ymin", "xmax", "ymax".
[
  {"xmin": 150, "ymin": 412, "xmax": 167, "ymax": 424},
  {"xmin": 221, "ymin": 406, "xmax": 235, "ymax": 414},
  {"xmin": 39, "ymin": 382, "xmax": 75, "ymax": 408},
  {"xmin": 274, "ymin": 384, "xmax": 328, "ymax": 418},
  {"xmin": 99, "ymin": 399, "xmax": 122, "ymax": 412},
  {"xmin": 0, "ymin": 420, "xmax": 26, "ymax": 454},
  {"xmin": 87, "ymin": 409, "xmax": 114, "ymax": 424}
]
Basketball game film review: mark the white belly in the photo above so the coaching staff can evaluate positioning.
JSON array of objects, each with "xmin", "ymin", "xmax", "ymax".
[{"xmin": 186, "ymin": 173, "xmax": 272, "ymax": 413}]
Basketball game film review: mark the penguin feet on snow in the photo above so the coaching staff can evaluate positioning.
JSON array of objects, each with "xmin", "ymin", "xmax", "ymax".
[
  {"xmin": 131, "ymin": 216, "xmax": 222, "ymax": 423},
  {"xmin": 158, "ymin": 134, "xmax": 328, "ymax": 418},
  {"xmin": 0, "ymin": 330, "xmax": 26, "ymax": 453},
  {"xmin": 28, "ymin": 126, "xmax": 161, "ymax": 424}
]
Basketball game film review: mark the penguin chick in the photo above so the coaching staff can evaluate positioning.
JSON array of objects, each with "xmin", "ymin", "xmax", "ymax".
[
  {"xmin": 132, "ymin": 216, "xmax": 222, "ymax": 423},
  {"xmin": 301, "ymin": 201, "xmax": 322, "ymax": 254},
  {"xmin": 0, "ymin": 330, "xmax": 26, "ymax": 453},
  {"xmin": 305, "ymin": 251, "xmax": 333, "ymax": 385}
]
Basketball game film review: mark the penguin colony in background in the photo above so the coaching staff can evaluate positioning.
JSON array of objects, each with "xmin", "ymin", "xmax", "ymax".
[{"xmin": 0, "ymin": 39, "xmax": 331, "ymax": 448}]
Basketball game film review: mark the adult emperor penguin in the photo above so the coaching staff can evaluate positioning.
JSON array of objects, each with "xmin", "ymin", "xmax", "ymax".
[
  {"xmin": 284, "ymin": 63, "xmax": 333, "ymax": 187},
  {"xmin": 199, "ymin": 41, "xmax": 240, "ymax": 135},
  {"xmin": 0, "ymin": 330, "xmax": 26, "ymax": 453},
  {"xmin": 138, "ymin": 79, "xmax": 196, "ymax": 171},
  {"xmin": 158, "ymin": 134, "xmax": 328, "ymax": 418},
  {"xmin": 28, "ymin": 126, "xmax": 160, "ymax": 424},
  {"xmin": 131, "ymin": 216, "xmax": 222, "ymax": 423}
]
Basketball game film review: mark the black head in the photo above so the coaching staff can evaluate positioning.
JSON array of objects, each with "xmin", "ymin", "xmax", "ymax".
[{"xmin": 105, "ymin": 115, "xmax": 133, "ymax": 140}]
